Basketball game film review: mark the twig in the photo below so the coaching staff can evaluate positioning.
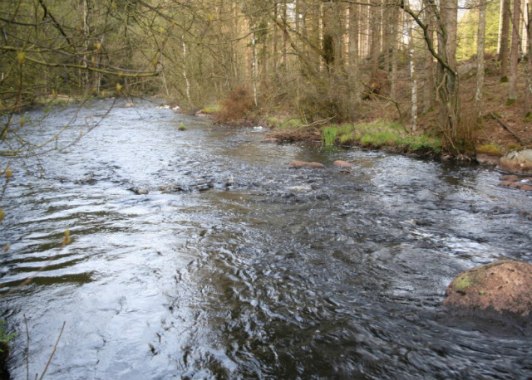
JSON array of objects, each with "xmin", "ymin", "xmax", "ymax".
[
  {"xmin": 38, "ymin": 321, "xmax": 66, "ymax": 380},
  {"xmin": 300, "ymin": 117, "xmax": 335, "ymax": 128},
  {"xmin": 24, "ymin": 315, "xmax": 29, "ymax": 380},
  {"xmin": 489, "ymin": 112, "xmax": 524, "ymax": 145},
  {"xmin": 360, "ymin": 81, "xmax": 403, "ymax": 120}
]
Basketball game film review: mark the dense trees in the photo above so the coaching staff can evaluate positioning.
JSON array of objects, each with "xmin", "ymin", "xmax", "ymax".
[{"xmin": 1, "ymin": 0, "xmax": 530, "ymax": 154}]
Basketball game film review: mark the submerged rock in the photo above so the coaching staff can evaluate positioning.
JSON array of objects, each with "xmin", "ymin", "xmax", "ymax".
[
  {"xmin": 289, "ymin": 160, "xmax": 325, "ymax": 169},
  {"xmin": 475, "ymin": 153, "xmax": 500, "ymax": 166},
  {"xmin": 499, "ymin": 149, "xmax": 532, "ymax": 175},
  {"xmin": 128, "ymin": 187, "xmax": 149, "ymax": 195},
  {"xmin": 498, "ymin": 175, "xmax": 532, "ymax": 191},
  {"xmin": 444, "ymin": 260, "xmax": 532, "ymax": 317},
  {"xmin": 333, "ymin": 160, "xmax": 353, "ymax": 168}
]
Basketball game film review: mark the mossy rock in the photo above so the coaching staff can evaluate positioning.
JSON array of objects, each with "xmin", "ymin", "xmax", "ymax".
[
  {"xmin": 499, "ymin": 149, "xmax": 532, "ymax": 175},
  {"xmin": 444, "ymin": 260, "xmax": 532, "ymax": 317}
]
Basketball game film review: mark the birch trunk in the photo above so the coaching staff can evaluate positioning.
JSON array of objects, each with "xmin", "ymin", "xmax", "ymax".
[{"xmin": 475, "ymin": 0, "xmax": 487, "ymax": 116}]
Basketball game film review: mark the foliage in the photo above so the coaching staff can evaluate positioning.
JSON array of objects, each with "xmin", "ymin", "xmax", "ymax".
[
  {"xmin": 178, "ymin": 123, "xmax": 187, "ymax": 131},
  {"xmin": 0, "ymin": 321, "xmax": 14, "ymax": 351},
  {"xmin": 457, "ymin": 1, "xmax": 501, "ymax": 61}
]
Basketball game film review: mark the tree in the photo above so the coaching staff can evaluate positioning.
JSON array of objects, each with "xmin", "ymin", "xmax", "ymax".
[
  {"xmin": 508, "ymin": 0, "xmax": 522, "ymax": 102},
  {"xmin": 499, "ymin": 0, "xmax": 511, "ymax": 79},
  {"xmin": 400, "ymin": 0, "xmax": 462, "ymax": 152},
  {"xmin": 475, "ymin": 0, "xmax": 488, "ymax": 116}
]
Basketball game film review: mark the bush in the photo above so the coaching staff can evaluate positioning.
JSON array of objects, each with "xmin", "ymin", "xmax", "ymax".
[{"xmin": 215, "ymin": 86, "xmax": 254, "ymax": 124}]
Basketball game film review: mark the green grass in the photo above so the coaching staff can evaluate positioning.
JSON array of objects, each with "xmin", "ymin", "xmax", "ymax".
[
  {"xmin": 201, "ymin": 103, "xmax": 221, "ymax": 114},
  {"xmin": 322, "ymin": 126, "xmax": 338, "ymax": 147},
  {"xmin": 321, "ymin": 120, "xmax": 442, "ymax": 155},
  {"xmin": 266, "ymin": 116, "xmax": 306, "ymax": 129}
]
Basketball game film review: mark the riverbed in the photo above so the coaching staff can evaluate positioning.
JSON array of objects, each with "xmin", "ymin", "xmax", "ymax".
[{"xmin": 1, "ymin": 99, "xmax": 531, "ymax": 379}]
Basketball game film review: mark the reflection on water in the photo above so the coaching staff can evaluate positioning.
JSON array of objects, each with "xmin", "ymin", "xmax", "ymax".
[{"xmin": 1, "ymin": 99, "xmax": 531, "ymax": 379}]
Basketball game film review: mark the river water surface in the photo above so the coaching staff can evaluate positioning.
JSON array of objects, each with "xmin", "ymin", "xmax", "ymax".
[{"xmin": 1, "ymin": 99, "xmax": 531, "ymax": 379}]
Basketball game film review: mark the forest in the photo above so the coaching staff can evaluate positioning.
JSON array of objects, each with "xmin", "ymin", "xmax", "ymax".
[{"xmin": 1, "ymin": 0, "xmax": 531, "ymax": 155}]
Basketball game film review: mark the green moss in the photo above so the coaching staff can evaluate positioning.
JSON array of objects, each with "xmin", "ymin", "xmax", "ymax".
[
  {"xmin": 201, "ymin": 103, "xmax": 221, "ymax": 114},
  {"xmin": 476, "ymin": 143, "xmax": 503, "ymax": 156},
  {"xmin": 178, "ymin": 122, "xmax": 187, "ymax": 131},
  {"xmin": 454, "ymin": 274, "xmax": 473, "ymax": 292}
]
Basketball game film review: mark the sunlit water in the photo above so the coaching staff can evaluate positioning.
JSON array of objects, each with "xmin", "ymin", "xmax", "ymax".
[{"xmin": 1, "ymin": 99, "xmax": 531, "ymax": 379}]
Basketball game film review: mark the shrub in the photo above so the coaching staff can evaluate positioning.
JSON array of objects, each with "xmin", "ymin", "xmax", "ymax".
[{"xmin": 215, "ymin": 86, "xmax": 254, "ymax": 124}]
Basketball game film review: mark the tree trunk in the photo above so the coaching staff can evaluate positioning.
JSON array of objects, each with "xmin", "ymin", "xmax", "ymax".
[
  {"xmin": 282, "ymin": 0, "xmax": 288, "ymax": 73},
  {"xmin": 499, "ymin": 0, "xmax": 511, "ymax": 79},
  {"xmin": 251, "ymin": 29, "xmax": 258, "ymax": 107},
  {"xmin": 408, "ymin": 17, "xmax": 417, "ymax": 131},
  {"xmin": 475, "ymin": 0, "xmax": 487, "ymax": 116},
  {"xmin": 370, "ymin": 0, "xmax": 382, "ymax": 75},
  {"xmin": 422, "ymin": 0, "xmax": 435, "ymax": 113},
  {"xmin": 508, "ymin": 0, "xmax": 521, "ymax": 102},
  {"xmin": 348, "ymin": 2, "xmax": 361, "ymax": 104},
  {"xmin": 526, "ymin": 0, "xmax": 532, "ymax": 111},
  {"xmin": 182, "ymin": 38, "xmax": 191, "ymax": 104},
  {"xmin": 439, "ymin": 0, "xmax": 459, "ymax": 148}
]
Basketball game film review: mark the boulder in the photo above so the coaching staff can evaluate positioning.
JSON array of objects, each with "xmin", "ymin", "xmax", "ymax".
[
  {"xmin": 475, "ymin": 153, "xmax": 500, "ymax": 166},
  {"xmin": 498, "ymin": 175, "xmax": 532, "ymax": 191},
  {"xmin": 498, "ymin": 149, "xmax": 532, "ymax": 175},
  {"xmin": 444, "ymin": 260, "xmax": 532, "ymax": 317},
  {"xmin": 289, "ymin": 160, "xmax": 325, "ymax": 169},
  {"xmin": 333, "ymin": 160, "xmax": 353, "ymax": 168}
]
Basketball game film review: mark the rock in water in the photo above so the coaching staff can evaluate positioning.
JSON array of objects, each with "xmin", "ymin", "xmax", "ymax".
[
  {"xmin": 444, "ymin": 260, "xmax": 532, "ymax": 317},
  {"xmin": 499, "ymin": 149, "xmax": 532, "ymax": 175},
  {"xmin": 333, "ymin": 160, "xmax": 353, "ymax": 168},
  {"xmin": 128, "ymin": 187, "xmax": 149, "ymax": 195},
  {"xmin": 289, "ymin": 160, "xmax": 325, "ymax": 169}
]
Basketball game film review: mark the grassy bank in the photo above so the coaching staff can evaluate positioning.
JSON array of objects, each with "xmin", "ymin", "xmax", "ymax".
[{"xmin": 265, "ymin": 117, "xmax": 442, "ymax": 157}]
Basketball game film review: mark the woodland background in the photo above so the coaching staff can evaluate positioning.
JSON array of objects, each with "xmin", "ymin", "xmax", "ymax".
[{"xmin": 1, "ymin": 0, "xmax": 531, "ymax": 154}]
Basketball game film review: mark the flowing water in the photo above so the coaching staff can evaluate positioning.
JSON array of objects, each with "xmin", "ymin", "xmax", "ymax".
[{"xmin": 1, "ymin": 99, "xmax": 531, "ymax": 379}]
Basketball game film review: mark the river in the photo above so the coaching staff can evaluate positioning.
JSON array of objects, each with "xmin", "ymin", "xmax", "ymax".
[{"xmin": 1, "ymin": 99, "xmax": 531, "ymax": 379}]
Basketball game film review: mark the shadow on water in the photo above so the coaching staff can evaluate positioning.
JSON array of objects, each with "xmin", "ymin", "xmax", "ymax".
[{"xmin": 0, "ymin": 99, "xmax": 531, "ymax": 379}]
